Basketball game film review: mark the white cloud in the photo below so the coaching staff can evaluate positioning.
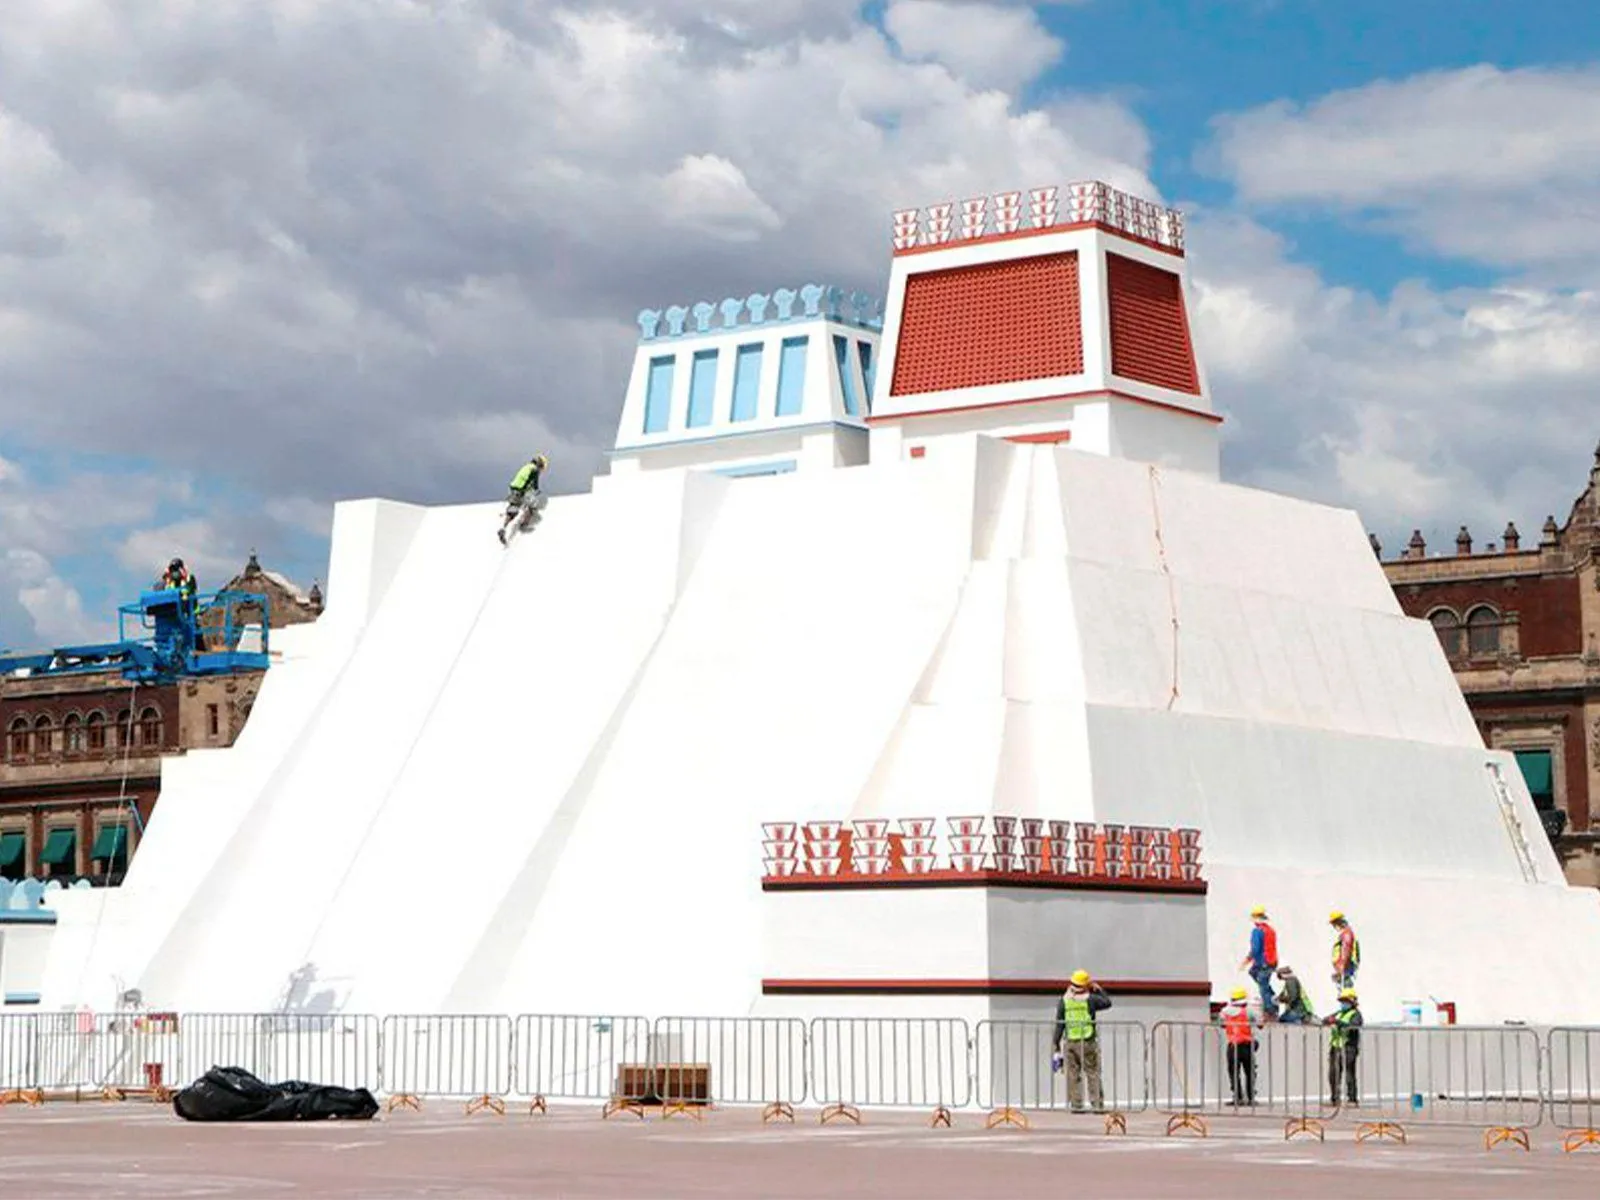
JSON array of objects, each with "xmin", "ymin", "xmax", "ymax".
[
  {"xmin": 1204, "ymin": 65, "xmax": 1600, "ymax": 277},
  {"xmin": 658, "ymin": 154, "xmax": 782, "ymax": 242},
  {"xmin": 115, "ymin": 518, "xmax": 240, "ymax": 589},
  {"xmin": 884, "ymin": 1, "xmax": 1065, "ymax": 92}
]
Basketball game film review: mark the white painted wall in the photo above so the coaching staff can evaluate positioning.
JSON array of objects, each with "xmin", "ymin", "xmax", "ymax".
[{"xmin": 32, "ymin": 434, "xmax": 1600, "ymax": 1029}]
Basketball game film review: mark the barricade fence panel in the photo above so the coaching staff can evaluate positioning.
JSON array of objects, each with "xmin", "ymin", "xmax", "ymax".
[
  {"xmin": 807, "ymin": 1017, "xmax": 970, "ymax": 1110},
  {"xmin": 650, "ymin": 1017, "xmax": 807, "ymax": 1108},
  {"xmin": 94, "ymin": 1011, "xmax": 183, "ymax": 1093},
  {"xmin": 976, "ymin": 1019, "xmax": 1146, "ymax": 1114},
  {"xmin": 1151, "ymin": 1021, "xmax": 1334, "ymax": 1120},
  {"xmin": 1547, "ymin": 1027, "xmax": 1600, "ymax": 1132},
  {"xmin": 380, "ymin": 1014, "xmax": 512, "ymax": 1100},
  {"xmin": 1352, "ymin": 1026, "xmax": 1543, "ymax": 1129},
  {"xmin": 512, "ymin": 1015, "xmax": 651, "ymax": 1103},
  {"xmin": 0, "ymin": 1013, "xmax": 36, "ymax": 1093}
]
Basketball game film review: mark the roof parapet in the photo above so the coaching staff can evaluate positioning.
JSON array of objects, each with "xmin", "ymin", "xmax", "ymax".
[
  {"xmin": 891, "ymin": 180, "xmax": 1185, "ymax": 255},
  {"xmin": 637, "ymin": 284, "xmax": 883, "ymax": 343}
]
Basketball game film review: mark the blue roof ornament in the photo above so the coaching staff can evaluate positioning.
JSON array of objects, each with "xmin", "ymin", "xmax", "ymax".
[{"xmin": 634, "ymin": 284, "xmax": 887, "ymax": 341}]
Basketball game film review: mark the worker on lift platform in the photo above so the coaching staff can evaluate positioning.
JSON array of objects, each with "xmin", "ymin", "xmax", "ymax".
[
  {"xmin": 158, "ymin": 557, "xmax": 202, "ymax": 651},
  {"xmin": 498, "ymin": 453, "xmax": 549, "ymax": 545}
]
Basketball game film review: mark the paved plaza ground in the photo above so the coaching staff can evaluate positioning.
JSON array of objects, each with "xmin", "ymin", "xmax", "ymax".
[{"xmin": 1, "ymin": 1101, "xmax": 1596, "ymax": 1198}]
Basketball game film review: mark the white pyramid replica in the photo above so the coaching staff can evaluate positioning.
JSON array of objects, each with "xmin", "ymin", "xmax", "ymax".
[{"xmin": 36, "ymin": 184, "xmax": 1600, "ymax": 1027}]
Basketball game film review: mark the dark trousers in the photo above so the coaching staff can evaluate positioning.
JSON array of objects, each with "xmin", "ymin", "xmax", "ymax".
[
  {"xmin": 1329, "ymin": 1044, "xmax": 1359, "ymax": 1104},
  {"xmin": 1226, "ymin": 1042, "xmax": 1255, "ymax": 1105}
]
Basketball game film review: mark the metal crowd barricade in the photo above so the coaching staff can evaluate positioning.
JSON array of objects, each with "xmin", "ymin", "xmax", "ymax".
[
  {"xmin": 511, "ymin": 1014, "xmax": 652, "ymax": 1118},
  {"xmin": 1150, "ymin": 1020, "xmax": 1336, "ymax": 1139},
  {"xmin": 650, "ymin": 1016, "xmax": 807, "ymax": 1122},
  {"xmin": 178, "ymin": 1013, "xmax": 380, "ymax": 1093},
  {"xmin": 807, "ymin": 1016, "xmax": 969, "ymax": 1126},
  {"xmin": 380, "ymin": 1014, "xmax": 513, "ymax": 1115},
  {"xmin": 1352, "ymin": 1025, "xmax": 1543, "ymax": 1149},
  {"xmin": 974, "ymin": 1019, "xmax": 1146, "ymax": 1134},
  {"xmin": 1546, "ymin": 1027, "xmax": 1600, "ymax": 1153},
  {"xmin": 94, "ymin": 1011, "xmax": 183, "ymax": 1098},
  {"xmin": 0, "ymin": 1013, "xmax": 39, "ymax": 1105}
]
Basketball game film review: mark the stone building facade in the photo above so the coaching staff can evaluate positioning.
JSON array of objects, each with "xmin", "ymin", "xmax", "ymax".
[
  {"xmin": 1378, "ymin": 443, "xmax": 1600, "ymax": 885},
  {"xmin": 0, "ymin": 555, "xmax": 321, "ymax": 885}
]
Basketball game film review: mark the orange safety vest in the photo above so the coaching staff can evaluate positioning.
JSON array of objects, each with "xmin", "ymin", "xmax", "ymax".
[{"xmin": 1222, "ymin": 1003, "xmax": 1252, "ymax": 1045}]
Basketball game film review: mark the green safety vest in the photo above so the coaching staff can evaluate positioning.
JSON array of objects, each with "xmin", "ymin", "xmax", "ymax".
[
  {"xmin": 510, "ymin": 462, "xmax": 537, "ymax": 491},
  {"xmin": 1330, "ymin": 1007, "xmax": 1359, "ymax": 1049},
  {"xmin": 1332, "ymin": 930, "xmax": 1360, "ymax": 968},
  {"xmin": 1062, "ymin": 994, "xmax": 1095, "ymax": 1042}
]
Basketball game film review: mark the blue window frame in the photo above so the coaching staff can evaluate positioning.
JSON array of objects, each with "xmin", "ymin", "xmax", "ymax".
[
  {"xmin": 776, "ymin": 337, "xmax": 808, "ymax": 417},
  {"xmin": 730, "ymin": 343, "xmax": 763, "ymax": 422},
  {"xmin": 644, "ymin": 355, "xmax": 675, "ymax": 434},
  {"xmin": 687, "ymin": 349, "xmax": 718, "ymax": 428},
  {"xmin": 833, "ymin": 335, "xmax": 859, "ymax": 417},
  {"xmin": 857, "ymin": 341, "xmax": 875, "ymax": 410}
]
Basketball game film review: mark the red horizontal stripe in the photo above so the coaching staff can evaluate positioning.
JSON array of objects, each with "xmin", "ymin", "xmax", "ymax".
[
  {"xmin": 762, "ymin": 978, "xmax": 1211, "ymax": 997},
  {"xmin": 762, "ymin": 870, "xmax": 1206, "ymax": 896},
  {"xmin": 867, "ymin": 387, "xmax": 1222, "ymax": 427}
]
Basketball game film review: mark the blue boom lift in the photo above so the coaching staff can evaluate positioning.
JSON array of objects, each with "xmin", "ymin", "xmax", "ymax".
[{"xmin": 0, "ymin": 588, "xmax": 272, "ymax": 683}]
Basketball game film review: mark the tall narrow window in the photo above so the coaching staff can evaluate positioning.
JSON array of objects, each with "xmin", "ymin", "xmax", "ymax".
[
  {"xmin": 206, "ymin": 704, "xmax": 220, "ymax": 737},
  {"xmin": 33, "ymin": 716, "xmax": 53, "ymax": 757},
  {"xmin": 730, "ymin": 344, "xmax": 763, "ymax": 422},
  {"xmin": 1514, "ymin": 749, "xmax": 1555, "ymax": 811},
  {"xmin": 6, "ymin": 717, "xmax": 29, "ymax": 762},
  {"xmin": 86, "ymin": 712, "xmax": 107, "ymax": 752},
  {"xmin": 1466, "ymin": 606, "xmax": 1500, "ymax": 657},
  {"xmin": 1430, "ymin": 610, "xmax": 1463, "ymax": 660},
  {"xmin": 643, "ymin": 354, "xmax": 675, "ymax": 434},
  {"xmin": 857, "ymin": 341, "xmax": 875, "ymax": 410},
  {"xmin": 63, "ymin": 714, "xmax": 85, "ymax": 755},
  {"xmin": 776, "ymin": 336, "xmax": 808, "ymax": 417},
  {"xmin": 687, "ymin": 349, "xmax": 718, "ymax": 428},
  {"xmin": 833, "ymin": 335, "xmax": 859, "ymax": 417},
  {"xmin": 138, "ymin": 706, "xmax": 162, "ymax": 748}
]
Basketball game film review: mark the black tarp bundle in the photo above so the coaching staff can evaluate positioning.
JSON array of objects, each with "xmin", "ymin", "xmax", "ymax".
[{"xmin": 173, "ymin": 1065, "xmax": 379, "ymax": 1122}]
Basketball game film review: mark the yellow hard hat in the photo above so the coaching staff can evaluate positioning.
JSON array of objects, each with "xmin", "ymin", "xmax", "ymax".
[
  {"xmin": 1340, "ymin": 988, "xmax": 1358, "ymax": 1002},
  {"xmin": 1328, "ymin": 909, "xmax": 1344, "ymax": 923},
  {"xmin": 1250, "ymin": 905, "xmax": 1266, "ymax": 917},
  {"xmin": 1070, "ymin": 969, "xmax": 1090, "ymax": 986},
  {"xmin": 1230, "ymin": 987, "xmax": 1247, "ymax": 1000}
]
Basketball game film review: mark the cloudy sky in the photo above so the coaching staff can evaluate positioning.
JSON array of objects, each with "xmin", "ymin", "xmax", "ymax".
[{"xmin": 1, "ymin": 0, "xmax": 1598, "ymax": 648}]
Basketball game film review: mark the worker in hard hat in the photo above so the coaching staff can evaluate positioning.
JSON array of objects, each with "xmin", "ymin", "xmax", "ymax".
[
  {"xmin": 1050, "ymin": 969, "xmax": 1113, "ymax": 1112},
  {"xmin": 1219, "ymin": 987, "xmax": 1258, "ymax": 1106},
  {"xmin": 1239, "ymin": 905, "xmax": 1278, "ymax": 1018},
  {"xmin": 1323, "ymin": 988, "xmax": 1363, "ymax": 1107},
  {"xmin": 499, "ymin": 453, "xmax": 550, "ymax": 544},
  {"xmin": 1274, "ymin": 965, "xmax": 1315, "ymax": 1024},
  {"xmin": 1329, "ymin": 910, "xmax": 1360, "ymax": 990},
  {"xmin": 158, "ymin": 557, "xmax": 202, "ymax": 650}
]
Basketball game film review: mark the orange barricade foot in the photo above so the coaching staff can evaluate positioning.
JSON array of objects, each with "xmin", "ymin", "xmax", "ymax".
[
  {"xmin": 984, "ymin": 1107, "xmax": 1028, "ymax": 1130},
  {"xmin": 528, "ymin": 1095, "xmax": 548, "ymax": 1116},
  {"xmin": 1355, "ymin": 1122, "xmax": 1406, "ymax": 1145},
  {"xmin": 1563, "ymin": 1129, "xmax": 1600, "ymax": 1153},
  {"xmin": 386, "ymin": 1093, "xmax": 422, "ymax": 1113},
  {"xmin": 929, "ymin": 1106, "xmax": 954, "ymax": 1129},
  {"xmin": 1485, "ymin": 1127, "xmax": 1530, "ymax": 1152},
  {"xmin": 465, "ymin": 1095, "xmax": 505, "ymax": 1117},
  {"xmin": 820, "ymin": 1103, "xmax": 861, "ymax": 1126},
  {"xmin": 761, "ymin": 1101, "xmax": 795, "ymax": 1124},
  {"xmin": 1165, "ymin": 1112, "xmax": 1208, "ymax": 1138},
  {"xmin": 602, "ymin": 1098, "xmax": 646, "ymax": 1120},
  {"xmin": 662, "ymin": 1101, "xmax": 704, "ymax": 1122},
  {"xmin": 1285, "ymin": 1118, "xmax": 1324, "ymax": 1143},
  {"xmin": 1104, "ymin": 1112, "xmax": 1128, "ymax": 1136},
  {"xmin": 0, "ymin": 1089, "xmax": 43, "ymax": 1108}
]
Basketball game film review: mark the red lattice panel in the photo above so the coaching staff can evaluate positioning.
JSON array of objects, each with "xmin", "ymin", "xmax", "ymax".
[
  {"xmin": 1105, "ymin": 252, "xmax": 1200, "ymax": 395},
  {"xmin": 889, "ymin": 253, "xmax": 1083, "ymax": 396}
]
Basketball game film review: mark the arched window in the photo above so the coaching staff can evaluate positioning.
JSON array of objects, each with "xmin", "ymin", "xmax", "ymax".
[
  {"xmin": 1467, "ymin": 606, "xmax": 1501, "ymax": 657},
  {"xmin": 115, "ymin": 709, "xmax": 133, "ymax": 749},
  {"xmin": 32, "ymin": 715, "xmax": 54, "ymax": 757},
  {"xmin": 63, "ymin": 713, "xmax": 85, "ymax": 755},
  {"xmin": 137, "ymin": 705, "xmax": 163, "ymax": 748},
  {"xmin": 6, "ymin": 717, "xmax": 29, "ymax": 762},
  {"xmin": 1429, "ymin": 609, "xmax": 1464, "ymax": 659},
  {"xmin": 86, "ymin": 711, "xmax": 107, "ymax": 752}
]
